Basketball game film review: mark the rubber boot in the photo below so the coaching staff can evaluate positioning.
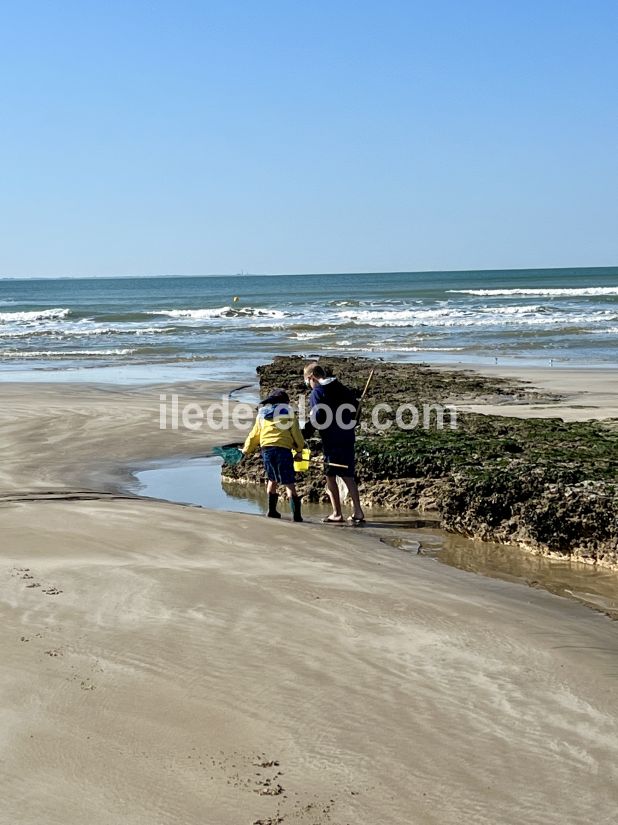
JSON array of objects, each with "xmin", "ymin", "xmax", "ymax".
[
  {"xmin": 290, "ymin": 495, "xmax": 303, "ymax": 523},
  {"xmin": 267, "ymin": 493, "xmax": 281, "ymax": 519}
]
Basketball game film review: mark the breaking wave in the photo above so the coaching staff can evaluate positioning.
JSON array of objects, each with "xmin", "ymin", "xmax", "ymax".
[
  {"xmin": 290, "ymin": 330, "xmax": 336, "ymax": 340},
  {"xmin": 0, "ymin": 308, "xmax": 71, "ymax": 323},
  {"xmin": 335, "ymin": 306, "xmax": 618, "ymax": 328},
  {"xmin": 0, "ymin": 323, "xmax": 173, "ymax": 339},
  {"xmin": 0, "ymin": 348, "xmax": 136, "ymax": 358},
  {"xmin": 447, "ymin": 287, "xmax": 618, "ymax": 297},
  {"xmin": 147, "ymin": 306, "xmax": 286, "ymax": 320}
]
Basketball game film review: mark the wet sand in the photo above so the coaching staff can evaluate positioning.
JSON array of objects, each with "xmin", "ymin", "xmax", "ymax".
[
  {"xmin": 1, "ymin": 379, "xmax": 618, "ymax": 824},
  {"xmin": 0, "ymin": 380, "xmax": 236, "ymax": 492}
]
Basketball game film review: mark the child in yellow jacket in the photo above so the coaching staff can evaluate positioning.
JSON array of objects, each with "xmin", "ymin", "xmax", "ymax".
[{"xmin": 242, "ymin": 388, "xmax": 305, "ymax": 521}]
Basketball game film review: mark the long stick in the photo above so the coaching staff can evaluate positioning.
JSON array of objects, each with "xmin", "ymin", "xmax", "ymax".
[
  {"xmin": 360, "ymin": 369, "xmax": 375, "ymax": 402},
  {"xmin": 355, "ymin": 368, "xmax": 375, "ymax": 427}
]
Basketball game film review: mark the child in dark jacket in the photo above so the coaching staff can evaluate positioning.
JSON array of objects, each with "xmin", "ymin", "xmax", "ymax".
[{"xmin": 302, "ymin": 362, "xmax": 365, "ymax": 524}]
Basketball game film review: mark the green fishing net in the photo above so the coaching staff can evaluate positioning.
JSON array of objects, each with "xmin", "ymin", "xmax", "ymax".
[{"xmin": 213, "ymin": 444, "xmax": 244, "ymax": 466}]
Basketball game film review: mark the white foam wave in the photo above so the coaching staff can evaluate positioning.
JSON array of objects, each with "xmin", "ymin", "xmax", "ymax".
[
  {"xmin": 0, "ymin": 307, "xmax": 71, "ymax": 323},
  {"xmin": 148, "ymin": 306, "xmax": 286, "ymax": 320},
  {"xmin": 0, "ymin": 324, "xmax": 172, "ymax": 339},
  {"xmin": 447, "ymin": 287, "xmax": 618, "ymax": 297},
  {"xmin": 488, "ymin": 305, "xmax": 548, "ymax": 315},
  {"xmin": 57, "ymin": 324, "xmax": 172, "ymax": 338},
  {"xmin": 0, "ymin": 348, "xmax": 136, "ymax": 358},
  {"xmin": 340, "ymin": 305, "xmax": 548, "ymax": 322},
  {"xmin": 338, "ymin": 308, "xmax": 452, "ymax": 324},
  {"xmin": 291, "ymin": 331, "xmax": 335, "ymax": 340},
  {"xmin": 347, "ymin": 343, "xmax": 466, "ymax": 353},
  {"xmin": 373, "ymin": 345, "xmax": 465, "ymax": 352},
  {"xmin": 336, "ymin": 306, "xmax": 617, "ymax": 328}
]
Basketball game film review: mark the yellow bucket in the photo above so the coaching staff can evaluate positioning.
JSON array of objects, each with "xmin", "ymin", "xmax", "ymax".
[{"xmin": 293, "ymin": 448, "xmax": 311, "ymax": 473}]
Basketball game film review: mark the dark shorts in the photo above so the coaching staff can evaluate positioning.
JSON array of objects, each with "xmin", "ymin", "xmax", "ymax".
[
  {"xmin": 262, "ymin": 446, "xmax": 296, "ymax": 485},
  {"xmin": 323, "ymin": 445, "xmax": 355, "ymax": 478}
]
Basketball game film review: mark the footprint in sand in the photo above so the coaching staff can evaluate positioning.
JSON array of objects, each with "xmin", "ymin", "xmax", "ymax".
[
  {"xmin": 205, "ymin": 751, "xmax": 345, "ymax": 823},
  {"xmin": 10, "ymin": 567, "xmax": 33, "ymax": 579},
  {"xmin": 152, "ymin": 748, "xmax": 346, "ymax": 823},
  {"xmin": 9, "ymin": 567, "xmax": 61, "ymax": 593}
]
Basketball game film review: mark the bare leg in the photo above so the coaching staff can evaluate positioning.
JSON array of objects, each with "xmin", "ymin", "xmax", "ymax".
[
  {"xmin": 325, "ymin": 475, "xmax": 343, "ymax": 521},
  {"xmin": 283, "ymin": 483, "xmax": 297, "ymax": 499},
  {"xmin": 267, "ymin": 480, "xmax": 278, "ymax": 495},
  {"xmin": 342, "ymin": 476, "xmax": 365, "ymax": 520}
]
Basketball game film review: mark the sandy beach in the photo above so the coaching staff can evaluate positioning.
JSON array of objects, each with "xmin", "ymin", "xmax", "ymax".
[
  {"xmin": 2, "ymin": 375, "xmax": 618, "ymax": 824},
  {"xmin": 457, "ymin": 365, "xmax": 618, "ymax": 422}
]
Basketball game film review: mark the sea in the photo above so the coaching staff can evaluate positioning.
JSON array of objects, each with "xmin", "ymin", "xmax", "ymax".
[{"xmin": 0, "ymin": 267, "xmax": 617, "ymax": 384}]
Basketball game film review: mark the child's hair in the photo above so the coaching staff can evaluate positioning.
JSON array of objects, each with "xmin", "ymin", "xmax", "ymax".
[{"xmin": 304, "ymin": 361, "xmax": 326, "ymax": 379}]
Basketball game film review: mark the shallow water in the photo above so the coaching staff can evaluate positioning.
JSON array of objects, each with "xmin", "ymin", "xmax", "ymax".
[
  {"xmin": 135, "ymin": 457, "xmax": 264, "ymax": 515},
  {"xmin": 134, "ymin": 456, "xmax": 618, "ymax": 620},
  {"xmin": 133, "ymin": 455, "xmax": 425, "ymax": 522},
  {"xmin": 437, "ymin": 535, "xmax": 618, "ymax": 614}
]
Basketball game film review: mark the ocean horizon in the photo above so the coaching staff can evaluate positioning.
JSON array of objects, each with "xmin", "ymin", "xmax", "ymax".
[{"xmin": 1, "ymin": 264, "xmax": 617, "ymax": 281}]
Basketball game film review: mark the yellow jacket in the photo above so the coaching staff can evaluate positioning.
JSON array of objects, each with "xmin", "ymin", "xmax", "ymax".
[{"xmin": 242, "ymin": 404, "xmax": 304, "ymax": 454}]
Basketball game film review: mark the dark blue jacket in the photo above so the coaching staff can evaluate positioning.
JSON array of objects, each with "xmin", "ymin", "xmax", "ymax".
[{"xmin": 305, "ymin": 378, "xmax": 359, "ymax": 448}]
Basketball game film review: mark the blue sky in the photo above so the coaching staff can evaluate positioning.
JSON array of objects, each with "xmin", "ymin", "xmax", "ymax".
[{"xmin": 1, "ymin": 0, "xmax": 616, "ymax": 277}]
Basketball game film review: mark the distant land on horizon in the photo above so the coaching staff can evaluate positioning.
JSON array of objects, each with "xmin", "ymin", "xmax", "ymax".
[{"xmin": 1, "ymin": 265, "xmax": 617, "ymax": 282}]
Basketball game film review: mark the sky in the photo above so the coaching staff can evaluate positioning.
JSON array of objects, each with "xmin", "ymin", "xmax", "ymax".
[{"xmin": 0, "ymin": 0, "xmax": 616, "ymax": 278}]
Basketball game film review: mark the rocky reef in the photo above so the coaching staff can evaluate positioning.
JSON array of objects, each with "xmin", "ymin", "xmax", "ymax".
[{"xmin": 223, "ymin": 356, "xmax": 618, "ymax": 567}]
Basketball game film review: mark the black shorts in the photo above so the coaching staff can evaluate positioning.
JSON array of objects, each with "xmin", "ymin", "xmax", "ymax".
[{"xmin": 323, "ymin": 446, "xmax": 355, "ymax": 478}]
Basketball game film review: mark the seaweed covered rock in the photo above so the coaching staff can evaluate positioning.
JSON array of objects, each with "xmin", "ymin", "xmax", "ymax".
[{"xmin": 440, "ymin": 471, "xmax": 618, "ymax": 565}]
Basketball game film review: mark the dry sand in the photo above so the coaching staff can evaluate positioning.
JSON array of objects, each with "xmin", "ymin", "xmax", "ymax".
[
  {"xmin": 1, "ymin": 378, "xmax": 618, "ymax": 824},
  {"xmin": 453, "ymin": 365, "xmax": 618, "ymax": 421}
]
